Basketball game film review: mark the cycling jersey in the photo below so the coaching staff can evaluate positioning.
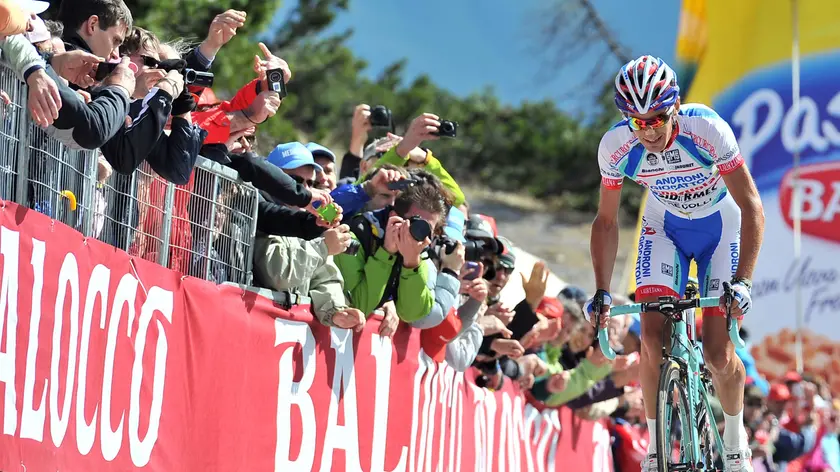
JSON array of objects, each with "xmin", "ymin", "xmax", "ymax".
[
  {"xmin": 598, "ymin": 104, "xmax": 745, "ymax": 311},
  {"xmin": 597, "ymin": 104, "xmax": 745, "ymax": 216}
]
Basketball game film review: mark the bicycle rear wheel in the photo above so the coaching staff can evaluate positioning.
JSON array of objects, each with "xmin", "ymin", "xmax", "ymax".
[{"xmin": 656, "ymin": 360, "xmax": 692, "ymax": 472}]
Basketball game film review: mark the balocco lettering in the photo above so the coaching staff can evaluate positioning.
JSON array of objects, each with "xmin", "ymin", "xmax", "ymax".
[{"xmin": 0, "ymin": 229, "xmax": 173, "ymax": 468}]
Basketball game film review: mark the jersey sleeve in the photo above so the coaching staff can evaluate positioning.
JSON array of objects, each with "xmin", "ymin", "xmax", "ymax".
[
  {"xmin": 702, "ymin": 112, "xmax": 744, "ymax": 175},
  {"xmin": 597, "ymin": 134, "xmax": 625, "ymax": 190}
]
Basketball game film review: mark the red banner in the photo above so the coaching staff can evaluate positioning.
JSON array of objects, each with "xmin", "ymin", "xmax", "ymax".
[{"xmin": 0, "ymin": 202, "xmax": 611, "ymax": 471}]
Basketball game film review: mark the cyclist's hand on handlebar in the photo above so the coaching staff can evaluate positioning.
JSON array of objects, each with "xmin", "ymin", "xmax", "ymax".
[
  {"xmin": 719, "ymin": 282, "xmax": 752, "ymax": 318},
  {"xmin": 584, "ymin": 289, "xmax": 612, "ymax": 329}
]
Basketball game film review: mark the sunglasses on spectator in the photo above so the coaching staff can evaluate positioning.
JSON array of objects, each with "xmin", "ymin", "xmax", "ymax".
[
  {"xmin": 495, "ymin": 264, "xmax": 514, "ymax": 275},
  {"xmin": 626, "ymin": 108, "xmax": 674, "ymax": 131},
  {"xmin": 289, "ymin": 175, "xmax": 317, "ymax": 188},
  {"xmin": 140, "ymin": 55, "xmax": 160, "ymax": 68}
]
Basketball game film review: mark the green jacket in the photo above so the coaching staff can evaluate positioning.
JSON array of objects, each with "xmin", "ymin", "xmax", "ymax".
[
  {"xmin": 359, "ymin": 148, "xmax": 466, "ymax": 206},
  {"xmin": 537, "ymin": 344, "xmax": 613, "ymax": 407},
  {"xmin": 333, "ymin": 225, "xmax": 433, "ymax": 322}
]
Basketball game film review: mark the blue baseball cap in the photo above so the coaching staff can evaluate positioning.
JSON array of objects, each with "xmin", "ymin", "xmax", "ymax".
[
  {"xmin": 305, "ymin": 142, "xmax": 336, "ymax": 163},
  {"xmin": 444, "ymin": 206, "xmax": 466, "ymax": 242},
  {"xmin": 267, "ymin": 142, "xmax": 323, "ymax": 172}
]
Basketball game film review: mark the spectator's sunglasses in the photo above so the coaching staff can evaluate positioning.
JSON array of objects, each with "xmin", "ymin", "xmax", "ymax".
[
  {"xmin": 495, "ymin": 264, "xmax": 514, "ymax": 275},
  {"xmin": 140, "ymin": 55, "xmax": 160, "ymax": 69},
  {"xmin": 289, "ymin": 175, "xmax": 317, "ymax": 188},
  {"xmin": 626, "ymin": 107, "xmax": 674, "ymax": 131}
]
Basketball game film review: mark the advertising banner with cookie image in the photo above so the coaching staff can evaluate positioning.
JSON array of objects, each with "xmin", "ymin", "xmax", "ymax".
[{"xmin": 625, "ymin": 0, "xmax": 840, "ymax": 392}]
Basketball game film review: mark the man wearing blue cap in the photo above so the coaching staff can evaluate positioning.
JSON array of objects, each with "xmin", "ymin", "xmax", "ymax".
[
  {"xmin": 306, "ymin": 142, "xmax": 338, "ymax": 191},
  {"xmin": 254, "ymin": 142, "xmax": 367, "ymax": 331},
  {"xmin": 268, "ymin": 141, "xmax": 324, "ymax": 183}
]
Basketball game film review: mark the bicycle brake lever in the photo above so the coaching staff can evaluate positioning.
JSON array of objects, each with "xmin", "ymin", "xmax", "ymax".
[
  {"xmin": 593, "ymin": 291, "xmax": 617, "ymax": 360},
  {"xmin": 721, "ymin": 281, "xmax": 747, "ymax": 350}
]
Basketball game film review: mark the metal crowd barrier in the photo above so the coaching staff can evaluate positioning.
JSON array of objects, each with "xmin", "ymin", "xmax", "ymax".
[{"xmin": 0, "ymin": 62, "xmax": 258, "ymax": 285}]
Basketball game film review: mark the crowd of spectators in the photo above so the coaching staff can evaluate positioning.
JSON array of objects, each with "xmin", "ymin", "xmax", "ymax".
[{"xmin": 2, "ymin": 1, "xmax": 840, "ymax": 471}]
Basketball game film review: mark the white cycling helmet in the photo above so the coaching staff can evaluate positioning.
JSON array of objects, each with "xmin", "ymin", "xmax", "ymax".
[{"xmin": 614, "ymin": 55, "xmax": 680, "ymax": 115}]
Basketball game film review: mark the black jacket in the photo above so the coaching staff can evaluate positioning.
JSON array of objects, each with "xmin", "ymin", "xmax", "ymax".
[
  {"xmin": 257, "ymin": 192, "xmax": 325, "ymax": 240},
  {"xmin": 44, "ymin": 65, "xmax": 130, "ymax": 150},
  {"xmin": 100, "ymin": 89, "xmax": 206, "ymax": 184},
  {"xmin": 199, "ymin": 146, "xmax": 312, "ymax": 207}
]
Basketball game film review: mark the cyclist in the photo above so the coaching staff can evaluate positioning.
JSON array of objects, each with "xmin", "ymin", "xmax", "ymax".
[{"xmin": 587, "ymin": 55, "xmax": 765, "ymax": 472}]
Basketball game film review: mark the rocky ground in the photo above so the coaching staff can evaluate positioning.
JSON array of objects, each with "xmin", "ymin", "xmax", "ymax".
[{"xmin": 464, "ymin": 186, "xmax": 638, "ymax": 294}]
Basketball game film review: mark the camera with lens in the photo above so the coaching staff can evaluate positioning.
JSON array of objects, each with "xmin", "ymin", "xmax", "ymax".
[
  {"xmin": 155, "ymin": 59, "xmax": 214, "ymax": 88},
  {"xmin": 434, "ymin": 119, "xmax": 458, "ymax": 138},
  {"xmin": 182, "ymin": 68, "xmax": 214, "ymax": 88},
  {"xmin": 407, "ymin": 216, "xmax": 432, "ymax": 242},
  {"xmin": 428, "ymin": 235, "xmax": 458, "ymax": 261},
  {"xmin": 369, "ymin": 105, "xmax": 393, "ymax": 129},
  {"xmin": 266, "ymin": 68, "xmax": 287, "ymax": 98},
  {"xmin": 463, "ymin": 237, "xmax": 499, "ymax": 262}
]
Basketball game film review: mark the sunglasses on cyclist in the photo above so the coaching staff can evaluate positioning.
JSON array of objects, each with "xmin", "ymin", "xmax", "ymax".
[
  {"xmin": 289, "ymin": 175, "xmax": 317, "ymax": 188},
  {"xmin": 626, "ymin": 108, "xmax": 674, "ymax": 131}
]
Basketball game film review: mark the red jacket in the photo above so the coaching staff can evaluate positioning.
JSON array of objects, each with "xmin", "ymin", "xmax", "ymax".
[{"xmin": 192, "ymin": 79, "xmax": 261, "ymax": 145}]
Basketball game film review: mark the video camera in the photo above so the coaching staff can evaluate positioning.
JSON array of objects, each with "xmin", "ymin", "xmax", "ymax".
[
  {"xmin": 94, "ymin": 58, "xmax": 215, "ymax": 88},
  {"xmin": 158, "ymin": 59, "xmax": 214, "ymax": 88}
]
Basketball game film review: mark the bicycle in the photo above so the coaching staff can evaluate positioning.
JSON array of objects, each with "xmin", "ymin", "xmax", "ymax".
[{"xmin": 594, "ymin": 281, "xmax": 747, "ymax": 472}]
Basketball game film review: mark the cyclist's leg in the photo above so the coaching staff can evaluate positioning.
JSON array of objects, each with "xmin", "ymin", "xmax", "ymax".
[
  {"xmin": 696, "ymin": 196, "xmax": 748, "ymax": 451},
  {"xmin": 634, "ymin": 206, "xmax": 690, "ymax": 457}
]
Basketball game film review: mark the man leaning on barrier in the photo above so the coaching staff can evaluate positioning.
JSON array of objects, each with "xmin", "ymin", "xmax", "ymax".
[
  {"xmin": 252, "ymin": 142, "xmax": 366, "ymax": 331},
  {"xmin": 97, "ymin": 29, "xmax": 206, "ymax": 184},
  {"xmin": 14, "ymin": 0, "xmax": 136, "ymax": 149}
]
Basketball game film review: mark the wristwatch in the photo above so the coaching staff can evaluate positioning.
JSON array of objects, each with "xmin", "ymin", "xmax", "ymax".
[{"xmin": 731, "ymin": 276, "xmax": 752, "ymax": 292}]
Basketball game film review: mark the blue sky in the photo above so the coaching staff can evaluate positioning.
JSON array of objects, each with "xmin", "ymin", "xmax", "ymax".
[{"xmin": 270, "ymin": 0, "xmax": 680, "ymax": 112}]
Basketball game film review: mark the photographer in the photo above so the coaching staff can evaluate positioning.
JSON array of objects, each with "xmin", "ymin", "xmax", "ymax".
[
  {"xmin": 98, "ymin": 28, "xmax": 206, "ymax": 183},
  {"xmin": 192, "ymin": 43, "xmax": 288, "ymax": 145},
  {"xmin": 365, "ymin": 113, "xmax": 466, "ymax": 207},
  {"xmin": 334, "ymin": 175, "xmax": 452, "ymax": 322},
  {"xmin": 338, "ymin": 103, "xmax": 376, "ymax": 183},
  {"xmin": 330, "ymin": 164, "xmax": 407, "ymax": 220}
]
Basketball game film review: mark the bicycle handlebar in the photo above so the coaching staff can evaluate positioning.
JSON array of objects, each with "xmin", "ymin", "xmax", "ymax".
[{"xmin": 596, "ymin": 289, "xmax": 746, "ymax": 360}]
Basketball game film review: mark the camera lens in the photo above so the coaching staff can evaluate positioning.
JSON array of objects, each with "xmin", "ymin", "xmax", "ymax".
[
  {"xmin": 440, "ymin": 121, "xmax": 454, "ymax": 133},
  {"xmin": 408, "ymin": 217, "xmax": 431, "ymax": 242},
  {"xmin": 183, "ymin": 69, "xmax": 197, "ymax": 84},
  {"xmin": 370, "ymin": 105, "xmax": 391, "ymax": 128}
]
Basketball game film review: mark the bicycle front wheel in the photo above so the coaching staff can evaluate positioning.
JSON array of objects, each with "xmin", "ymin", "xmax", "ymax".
[{"xmin": 656, "ymin": 359, "xmax": 693, "ymax": 472}]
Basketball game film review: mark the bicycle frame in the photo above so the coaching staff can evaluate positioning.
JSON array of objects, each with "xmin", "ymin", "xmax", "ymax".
[{"xmin": 596, "ymin": 284, "xmax": 746, "ymax": 470}]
